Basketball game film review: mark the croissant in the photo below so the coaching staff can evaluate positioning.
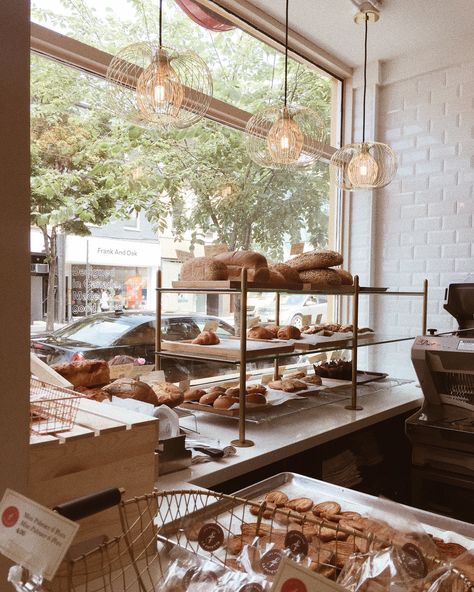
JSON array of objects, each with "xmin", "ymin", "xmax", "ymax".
[
  {"xmin": 191, "ymin": 330, "xmax": 220, "ymax": 345},
  {"xmin": 265, "ymin": 325, "xmax": 280, "ymax": 338},
  {"xmin": 277, "ymin": 325, "xmax": 301, "ymax": 340},
  {"xmin": 248, "ymin": 326, "xmax": 275, "ymax": 340}
]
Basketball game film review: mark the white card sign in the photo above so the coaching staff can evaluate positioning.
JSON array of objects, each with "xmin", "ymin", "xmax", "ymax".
[
  {"xmin": 141, "ymin": 370, "xmax": 166, "ymax": 385},
  {"xmin": 301, "ymin": 315, "xmax": 312, "ymax": 326},
  {"xmin": 290, "ymin": 243, "xmax": 305, "ymax": 256},
  {"xmin": 203, "ymin": 319, "xmax": 219, "ymax": 332},
  {"xmin": 0, "ymin": 489, "xmax": 79, "ymax": 581},
  {"xmin": 271, "ymin": 556, "xmax": 346, "ymax": 592},
  {"xmin": 249, "ymin": 316, "xmax": 261, "ymax": 328}
]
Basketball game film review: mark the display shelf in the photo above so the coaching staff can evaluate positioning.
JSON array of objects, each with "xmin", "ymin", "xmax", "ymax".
[{"xmin": 155, "ymin": 269, "xmax": 429, "ymax": 448}]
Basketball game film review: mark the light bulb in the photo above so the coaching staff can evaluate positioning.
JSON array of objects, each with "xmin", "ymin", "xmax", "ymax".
[
  {"xmin": 266, "ymin": 108, "xmax": 304, "ymax": 164},
  {"xmin": 347, "ymin": 145, "xmax": 379, "ymax": 188},
  {"xmin": 136, "ymin": 51, "xmax": 184, "ymax": 122}
]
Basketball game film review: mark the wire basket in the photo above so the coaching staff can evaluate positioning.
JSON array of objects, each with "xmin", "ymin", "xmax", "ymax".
[
  {"xmin": 42, "ymin": 489, "xmax": 473, "ymax": 592},
  {"xmin": 30, "ymin": 378, "xmax": 81, "ymax": 435}
]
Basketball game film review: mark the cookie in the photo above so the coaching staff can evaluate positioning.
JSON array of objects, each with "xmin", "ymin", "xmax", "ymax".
[
  {"xmin": 313, "ymin": 501, "xmax": 341, "ymax": 516},
  {"xmin": 264, "ymin": 490, "xmax": 289, "ymax": 507},
  {"xmin": 286, "ymin": 498, "xmax": 314, "ymax": 513},
  {"xmin": 285, "ymin": 250, "xmax": 343, "ymax": 271},
  {"xmin": 249, "ymin": 502, "xmax": 276, "ymax": 518},
  {"xmin": 298, "ymin": 268, "xmax": 342, "ymax": 287},
  {"xmin": 246, "ymin": 384, "xmax": 267, "ymax": 395}
]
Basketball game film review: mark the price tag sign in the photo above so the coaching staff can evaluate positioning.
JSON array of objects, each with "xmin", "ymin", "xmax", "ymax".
[
  {"xmin": 261, "ymin": 373, "xmax": 274, "ymax": 385},
  {"xmin": 141, "ymin": 370, "xmax": 166, "ymax": 384},
  {"xmin": 176, "ymin": 249, "xmax": 194, "ymax": 262},
  {"xmin": 0, "ymin": 489, "xmax": 79, "ymax": 581},
  {"xmin": 290, "ymin": 243, "xmax": 305, "ymax": 256},
  {"xmin": 307, "ymin": 353, "xmax": 327, "ymax": 364},
  {"xmin": 204, "ymin": 319, "xmax": 219, "ymax": 332},
  {"xmin": 109, "ymin": 363, "xmax": 134, "ymax": 380},
  {"xmin": 301, "ymin": 315, "xmax": 312, "ymax": 326},
  {"xmin": 249, "ymin": 316, "xmax": 261, "ymax": 328},
  {"xmin": 204, "ymin": 244, "xmax": 228, "ymax": 257},
  {"xmin": 271, "ymin": 556, "xmax": 346, "ymax": 592}
]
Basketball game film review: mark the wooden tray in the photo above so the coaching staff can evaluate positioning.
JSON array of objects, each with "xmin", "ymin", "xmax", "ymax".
[
  {"xmin": 172, "ymin": 280, "xmax": 304, "ymax": 291},
  {"xmin": 160, "ymin": 337, "xmax": 295, "ymax": 361},
  {"xmin": 292, "ymin": 333, "xmax": 352, "ymax": 351}
]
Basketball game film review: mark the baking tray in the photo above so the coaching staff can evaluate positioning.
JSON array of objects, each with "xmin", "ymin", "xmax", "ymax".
[{"xmin": 161, "ymin": 337, "xmax": 295, "ymax": 361}]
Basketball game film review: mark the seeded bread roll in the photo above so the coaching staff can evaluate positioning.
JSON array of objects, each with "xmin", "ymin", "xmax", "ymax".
[
  {"xmin": 52, "ymin": 359, "xmax": 110, "ymax": 388},
  {"xmin": 335, "ymin": 268, "xmax": 354, "ymax": 285},
  {"xmin": 269, "ymin": 263, "xmax": 301, "ymax": 284},
  {"xmin": 180, "ymin": 257, "xmax": 228, "ymax": 281},
  {"xmin": 298, "ymin": 268, "xmax": 342, "ymax": 287},
  {"xmin": 214, "ymin": 250, "xmax": 269, "ymax": 282},
  {"xmin": 285, "ymin": 250, "xmax": 343, "ymax": 271}
]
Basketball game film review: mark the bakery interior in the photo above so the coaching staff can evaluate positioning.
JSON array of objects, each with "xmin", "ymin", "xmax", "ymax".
[{"xmin": 1, "ymin": 0, "xmax": 474, "ymax": 589}]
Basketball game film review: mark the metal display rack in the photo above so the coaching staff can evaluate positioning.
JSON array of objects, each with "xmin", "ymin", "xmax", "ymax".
[{"xmin": 155, "ymin": 269, "xmax": 428, "ymax": 448}]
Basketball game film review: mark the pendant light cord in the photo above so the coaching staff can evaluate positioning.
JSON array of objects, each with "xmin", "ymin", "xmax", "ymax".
[
  {"xmin": 284, "ymin": 0, "xmax": 289, "ymax": 107},
  {"xmin": 362, "ymin": 12, "xmax": 368, "ymax": 143},
  {"xmin": 159, "ymin": 0, "xmax": 163, "ymax": 47}
]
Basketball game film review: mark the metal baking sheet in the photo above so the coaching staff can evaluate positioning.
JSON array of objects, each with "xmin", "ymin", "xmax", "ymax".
[{"xmin": 233, "ymin": 472, "xmax": 474, "ymax": 543}]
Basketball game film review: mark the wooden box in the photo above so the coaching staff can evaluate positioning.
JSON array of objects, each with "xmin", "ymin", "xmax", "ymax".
[{"xmin": 29, "ymin": 398, "xmax": 158, "ymax": 544}]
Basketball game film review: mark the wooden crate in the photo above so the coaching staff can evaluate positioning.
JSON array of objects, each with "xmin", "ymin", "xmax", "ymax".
[{"xmin": 29, "ymin": 398, "xmax": 159, "ymax": 545}]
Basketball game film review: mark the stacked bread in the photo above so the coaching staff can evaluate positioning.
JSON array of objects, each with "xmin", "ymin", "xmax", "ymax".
[{"xmin": 285, "ymin": 250, "xmax": 353, "ymax": 288}]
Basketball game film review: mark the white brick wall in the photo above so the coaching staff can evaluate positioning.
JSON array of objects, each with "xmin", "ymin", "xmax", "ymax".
[{"xmin": 348, "ymin": 58, "xmax": 474, "ymax": 379}]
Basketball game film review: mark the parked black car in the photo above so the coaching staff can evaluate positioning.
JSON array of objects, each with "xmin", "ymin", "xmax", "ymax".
[{"xmin": 31, "ymin": 311, "xmax": 237, "ymax": 382}]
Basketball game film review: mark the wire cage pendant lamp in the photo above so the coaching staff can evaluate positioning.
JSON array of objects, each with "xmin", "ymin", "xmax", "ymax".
[
  {"xmin": 330, "ymin": 5, "xmax": 397, "ymax": 190},
  {"xmin": 106, "ymin": 0, "xmax": 213, "ymax": 130},
  {"xmin": 245, "ymin": 0, "xmax": 326, "ymax": 169}
]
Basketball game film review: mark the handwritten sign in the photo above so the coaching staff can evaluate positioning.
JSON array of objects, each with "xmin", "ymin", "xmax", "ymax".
[
  {"xmin": 175, "ymin": 249, "xmax": 194, "ymax": 262},
  {"xmin": 0, "ymin": 489, "xmax": 79, "ymax": 581},
  {"xmin": 271, "ymin": 556, "xmax": 346, "ymax": 592},
  {"xmin": 204, "ymin": 319, "xmax": 219, "ymax": 332},
  {"xmin": 290, "ymin": 243, "xmax": 305, "ymax": 256},
  {"xmin": 141, "ymin": 370, "xmax": 166, "ymax": 385},
  {"xmin": 204, "ymin": 244, "xmax": 228, "ymax": 257}
]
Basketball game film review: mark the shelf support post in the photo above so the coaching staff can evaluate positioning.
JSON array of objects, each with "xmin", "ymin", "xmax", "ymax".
[
  {"xmin": 232, "ymin": 267, "xmax": 254, "ymax": 448},
  {"xmin": 273, "ymin": 291, "xmax": 281, "ymax": 380},
  {"xmin": 422, "ymin": 279, "xmax": 428, "ymax": 336},
  {"xmin": 345, "ymin": 274, "xmax": 363, "ymax": 411},
  {"xmin": 155, "ymin": 269, "xmax": 162, "ymax": 371}
]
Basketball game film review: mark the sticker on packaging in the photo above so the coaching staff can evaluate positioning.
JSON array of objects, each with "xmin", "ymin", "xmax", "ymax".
[
  {"xmin": 0, "ymin": 489, "xmax": 79, "ymax": 581},
  {"xmin": 271, "ymin": 556, "xmax": 346, "ymax": 592},
  {"xmin": 203, "ymin": 319, "xmax": 219, "ymax": 332}
]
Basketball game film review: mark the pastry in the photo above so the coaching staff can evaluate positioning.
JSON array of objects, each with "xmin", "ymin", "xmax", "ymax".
[
  {"xmin": 102, "ymin": 377, "xmax": 157, "ymax": 405},
  {"xmin": 191, "ymin": 330, "xmax": 220, "ymax": 345},
  {"xmin": 277, "ymin": 325, "xmax": 301, "ymax": 340},
  {"xmin": 246, "ymin": 384, "xmax": 267, "ymax": 395},
  {"xmin": 289, "ymin": 379, "xmax": 307, "ymax": 391},
  {"xmin": 285, "ymin": 250, "xmax": 343, "ymax": 271},
  {"xmin": 180, "ymin": 256, "xmax": 228, "ymax": 281},
  {"xmin": 312, "ymin": 501, "xmax": 341, "ymax": 516},
  {"xmin": 199, "ymin": 392, "xmax": 221, "ymax": 405},
  {"xmin": 75, "ymin": 386, "xmax": 109, "ymax": 402},
  {"xmin": 286, "ymin": 498, "xmax": 314, "ymax": 513},
  {"xmin": 335, "ymin": 268, "xmax": 354, "ymax": 285},
  {"xmin": 314, "ymin": 360, "xmax": 352, "ymax": 380},
  {"xmin": 208, "ymin": 386, "xmax": 226, "ymax": 395},
  {"xmin": 241, "ymin": 522, "xmax": 273, "ymax": 537},
  {"xmin": 214, "ymin": 250, "xmax": 269, "ymax": 282},
  {"xmin": 248, "ymin": 326, "xmax": 275, "ymax": 340},
  {"xmin": 302, "ymin": 375, "xmax": 322, "ymax": 385},
  {"xmin": 264, "ymin": 325, "xmax": 280, "ymax": 338},
  {"xmin": 152, "ymin": 382, "xmax": 184, "ymax": 407},
  {"xmin": 264, "ymin": 491, "xmax": 289, "ymax": 507},
  {"xmin": 225, "ymin": 386, "xmax": 241, "ymax": 397},
  {"xmin": 183, "ymin": 387, "xmax": 206, "ymax": 402},
  {"xmin": 298, "ymin": 268, "xmax": 342, "ymax": 287},
  {"xmin": 284, "ymin": 370, "xmax": 306, "ymax": 379},
  {"xmin": 52, "ymin": 359, "xmax": 110, "ymax": 388},
  {"xmin": 269, "ymin": 263, "xmax": 301, "ymax": 284},
  {"xmin": 250, "ymin": 502, "xmax": 276, "ymax": 518},
  {"xmin": 213, "ymin": 395, "xmax": 238, "ymax": 409},
  {"xmin": 246, "ymin": 393, "xmax": 267, "ymax": 405}
]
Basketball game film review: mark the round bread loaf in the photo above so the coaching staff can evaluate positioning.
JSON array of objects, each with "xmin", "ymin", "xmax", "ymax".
[
  {"xmin": 246, "ymin": 393, "xmax": 267, "ymax": 405},
  {"xmin": 214, "ymin": 250, "xmax": 269, "ymax": 282},
  {"xmin": 52, "ymin": 359, "xmax": 110, "ymax": 388},
  {"xmin": 213, "ymin": 395, "xmax": 239, "ymax": 409},
  {"xmin": 298, "ymin": 268, "xmax": 342, "ymax": 287},
  {"xmin": 335, "ymin": 268, "xmax": 353, "ymax": 285},
  {"xmin": 246, "ymin": 384, "xmax": 267, "ymax": 395},
  {"xmin": 264, "ymin": 325, "xmax": 280, "ymax": 338},
  {"xmin": 75, "ymin": 386, "xmax": 110, "ymax": 402},
  {"xmin": 199, "ymin": 391, "xmax": 221, "ymax": 405},
  {"xmin": 102, "ymin": 378, "xmax": 157, "ymax": 405},
  {"xmin": 225, "ymin": 386, "xmax": 240, "ymax": 397},
  {"xmin": 183, "ymin": 387, "xmax": 206, "ymax": 402},
  {"xmin": 277, "ymin": 325, "xmax": 301, "ymax": 340},
  {"xmin": 180, "ymin": 257, "xmax": 228, "ymax": 281},
  {"xmin": 248, "ymin": 326, "xmax": 275, "ymax": 340},
  {"xmin": 285, "ymin": 250, "xmax": 343, "ymax": 271},
  {"xmin": 152, "ymin": 382, "xmax": 184, "ymax": 407},
  {"xmin": 267, "ymin": 269, "xmax": 286, "ymax": 285},
  {"xmin": 191, "ymin": 330, "xmax": 220, "ymax": 345},
  {"xmin": 269, "ymin": 263, "xmax": 301, "ymax": 283},
  {"xmin": 208, "ymin": 386, "xmax": 226, "ymax": 395}
]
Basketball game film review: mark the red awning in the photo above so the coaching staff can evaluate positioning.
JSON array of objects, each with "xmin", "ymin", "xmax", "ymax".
[{"xmin": 174, "ymin": 0, "xmax": 236, "ymax": 31}]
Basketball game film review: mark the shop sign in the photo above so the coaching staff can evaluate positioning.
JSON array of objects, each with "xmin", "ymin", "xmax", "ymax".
[{"xmin": 66, "ymin": 236, "xmax": 160, "ymax": 267}]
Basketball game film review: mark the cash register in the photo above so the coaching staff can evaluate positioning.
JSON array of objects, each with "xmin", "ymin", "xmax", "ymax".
[{"xmin": 406, "ymin": 282, "xmax": 474, "ymax": 522}]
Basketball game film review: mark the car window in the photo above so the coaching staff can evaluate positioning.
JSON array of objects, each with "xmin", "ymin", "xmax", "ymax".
[
  {"xmin": 281, "ymin": 295, "xmax": 305, "ymax": 306},
  {"xmin": 162, "ymin": 319, "xmax": 200, "ymax": 341},
  {"xmin": 306, "ymin": 296, "xmax": 319, "ymax": 305},
  {"xmin": 115, "ymin": 322, "xmax": 155, "ymax": 345},
  {"xmin": 54, "ymin": 318, "xmax": 133, "ymax": 347}
]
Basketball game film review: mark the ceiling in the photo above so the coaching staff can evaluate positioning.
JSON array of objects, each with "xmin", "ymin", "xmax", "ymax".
[{"xmin": 247, "ymin": 0, "xmax": 474, "ymax": 68}]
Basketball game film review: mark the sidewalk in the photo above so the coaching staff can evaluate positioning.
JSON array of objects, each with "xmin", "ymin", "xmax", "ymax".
[{"xmin": 30, "ymin": 320, "xmax": 67, "ymax": 335}]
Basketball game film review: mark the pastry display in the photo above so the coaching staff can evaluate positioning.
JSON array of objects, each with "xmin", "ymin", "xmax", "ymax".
[
  {"xmin": 180, "ymin": 256, "xmax": 228, "ymax": 281},
  {"xmin": 52, "ymin": 359, "xmax": 110, "ymax": 388},
  {"xmin": 248, "ymin": 326, "xmax": 275, "ymax": 340},
  {"xmin": 302, "ymin": 323, "xmax": 373, "ymax": 335},
  {"xmin": 191, "ymin": 330, "xmax": 220, "ymax": 345},
  {"xmin": 298, "ymin": 268, "xmax": 342, "ymax": 287},
  {"xmin": 335, "ymin": 268, "xmax": 354, "ymax": 285},
  {"xmin": 213, "ymin": 250, "xmax": 270, "ymax": 282},
  {"xmin": 151, "ymin": 382, "xmax": 184, "ymax": 407},
  {"xmin": 102, "ymin": 377, "xmax": 158, "ymax": 405},
  {"xmin": 277, "ymin": 325, "xmax": 301, "ymax": 339},
  {"xmin": 285, "ymin": 249, "xmax": 343, "ymax": 271},
  {"xmin": 314, "ymin": 360, "xmax": 352, "ymax": 380}
]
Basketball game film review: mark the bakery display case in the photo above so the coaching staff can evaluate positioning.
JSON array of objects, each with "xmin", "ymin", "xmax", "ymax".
[{"xmin": 155, "ymin": 267, "xmax": 429, "ymax": 448}]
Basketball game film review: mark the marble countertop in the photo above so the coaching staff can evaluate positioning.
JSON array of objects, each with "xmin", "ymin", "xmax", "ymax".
[{"xmin": 155, "ymin": 382, "xmax": 422, "ymax": 491}]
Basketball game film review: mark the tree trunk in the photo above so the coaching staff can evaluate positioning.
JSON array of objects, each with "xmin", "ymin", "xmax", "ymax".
[{"xmin": 43, "ymin": 227, "xmax": 57, "ymax": 332}]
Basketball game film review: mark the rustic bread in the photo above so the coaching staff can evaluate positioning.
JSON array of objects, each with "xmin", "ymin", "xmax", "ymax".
[
  {"xmin": 102, "ymin": 377, "xmax": 157, "ymax": 405},
  {"xmin": 285, "ymin": 250, "xmax": 343, "ymax": 271},
  {"xmin": 180, "ymin": 257, "xmax": 228, "ymax": 281},
  {"xmin": 269, "ymin": 263, "xmax": 301, "ymax": 283},
  {"xmin": 248, "ymin": 326, "xmax": 275, "ymax": 340},
  {"xmin": 183, "ymin": 387, "xmax": 206, "ymax": 402},
  {"xmin": 75, "ymin": 386, "xmax": 110, "ymax": 402},
  {"xmin": 277, "ymin": 325, "xmax": 301, "ymax": 340},
  {"xmin": 52, "ymin": 359, "xmax": 110, "ymax": 388},
  {"xmin": 151, "ymin": 382, "xmax": 184, "ymax": 407},
  {"xmin": 335, "ymin": 268, "xmax": 353, "ymax": 285},
  {"xmin": 214, "ymin": 250, "xmax": 269, "ymax": 282},
  {"xmin": 298, "ymin": 268, "xmax": 342, "ymax": 287}
]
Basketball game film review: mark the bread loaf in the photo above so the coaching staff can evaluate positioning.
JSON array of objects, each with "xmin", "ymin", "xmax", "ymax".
[
  {"xmin": 183, "ymin": 387, "xmax": 206, "ymax": 402},
  {"xmin": 269, "ymin": 263, "xmax": 301, "ymax": 284},
  {"xmin": 277, "ymin": 325, "xmax": 301, "ymax": 340},
  {"xmin": 191, "ymin": 330, "xmax": 220, "ymax": 345},
  {"xmin": 102, "ymin": 378, "xmax": 157, "ymax": 405},
  {"xmin": 335, "ymin": 268, "xmax": 353, "ymax": 285},
  {"xmin": 248, "ymin": 326, "xmax": 275, "ymax": 340},
  {"xmin": 52, "ymin": 359, "xmax": 110, "ymax": 388},
  {"xmin": 214, "ymin": 395, "xmax": 238, "ymax": 409},
  {"xmin": 214, "ymin": 250, "xmax": 269, "ymax": 282},
  {"xmin": 298, "ymin": 268, "xmax": 342, "ymax": 287},
  {"xmin": 285, "ymin": 250, "xmax": 343, "ymax": 271},
  {"xmin": 152, "ymin": 382, "xmax": 184, "ymax": 407},
  {"xmin": 75, "ymin": 386, "xmax": 109, "ymax": 402},
  {"xmin": 180, "ymin": 257, "xmax": 228, "ymax": 281}
]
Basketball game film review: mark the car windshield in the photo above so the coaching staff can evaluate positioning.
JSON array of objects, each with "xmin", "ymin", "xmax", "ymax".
[
  {"xmin": 53, "ymin": 318, "xmax": 133, "ymax": 347},
  {"xmin": 281, "ymin": 295, "xmax": 306, "ymax": 306},
  {"xmin": 195, "ymin": 319, "xmax": 234, "ymax": 337}
]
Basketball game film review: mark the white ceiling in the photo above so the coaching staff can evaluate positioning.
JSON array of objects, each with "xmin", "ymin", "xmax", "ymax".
[{"xmin": 248, "ymin": 0, "xmax": 474, "ymax": 68}]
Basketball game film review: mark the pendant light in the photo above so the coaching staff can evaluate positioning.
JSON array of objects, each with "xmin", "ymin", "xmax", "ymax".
[
  {"xmin": 330, "ymin": 5, "xmax": 397, "ymax": 190},
  {"xmin": 106, "ymin": 0, "xmax": 213, "ymax": 130},
  {"xmin": 245, "ymin": 0, "xmax": 326, "ymax": 170}
]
